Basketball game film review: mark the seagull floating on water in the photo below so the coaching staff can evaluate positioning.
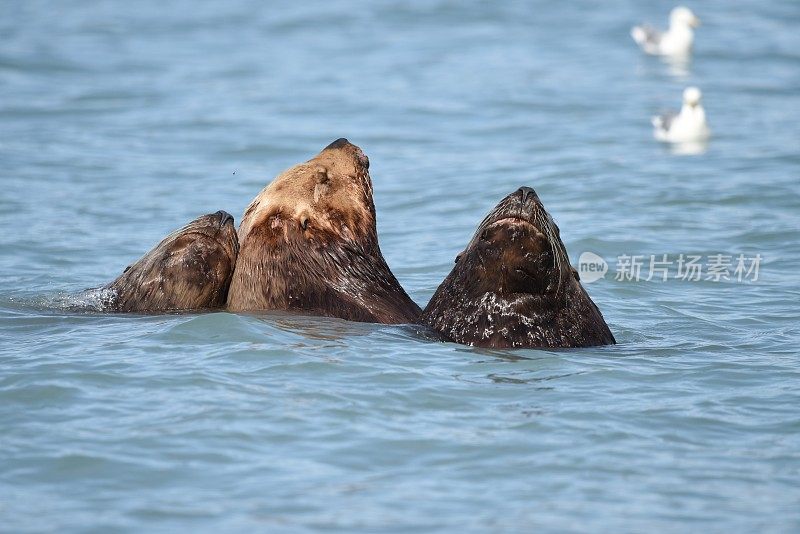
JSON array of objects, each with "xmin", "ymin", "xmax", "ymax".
[
  {"xmin": 631, "ymin": 6, "xmax": 700, "ymax": 56},
  {"xmin": 652, "ymin": 87, "xmax": 710, "ymax": 143}
]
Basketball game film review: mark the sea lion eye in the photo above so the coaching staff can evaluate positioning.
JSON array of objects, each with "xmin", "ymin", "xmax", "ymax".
[
  {"xmin": 300, "ymin": 218, "xmax": 309, "ymax": 231},
  {"xmin": 454, "ymin": 254, "xmax": 461, "ymax": 263}
]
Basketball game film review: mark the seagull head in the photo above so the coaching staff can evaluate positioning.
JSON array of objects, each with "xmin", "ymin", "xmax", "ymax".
[
  {"xmin": 683, "ymin": 86, "xmax": 703, "ymax": 107},
  {"xmin": 670, "ymin": 6, "xmax": 701, "ymax": 28}
]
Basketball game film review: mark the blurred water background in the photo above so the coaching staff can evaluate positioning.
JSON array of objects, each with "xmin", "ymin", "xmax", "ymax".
[{"xmin": 1, "ymin": 0, "xmax": 799, "ymax": 531}]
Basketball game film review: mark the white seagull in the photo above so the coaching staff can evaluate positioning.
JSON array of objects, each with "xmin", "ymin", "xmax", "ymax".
[
  {"xmin": 652, "ymin": 87, "xmax": 710, "ymax": 143},
  {"xmin": 631, "ymin": 6, "xmax": 701, "ymax": 56}
]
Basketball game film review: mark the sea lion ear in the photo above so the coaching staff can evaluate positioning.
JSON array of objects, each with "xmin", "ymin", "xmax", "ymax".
[
  {"xmin": 313, "ymin": 168, "xmax": 331, "ymax": 203},
  {"xmin": 314, "ymin": 166, "xmax": 330, "ymax": 184},
  {"xmin": 571, "ymin": 267, "xmax": 580, "ymax": 281},
  {"xmin": 454, "ymin": 254, "xmax": 461, "ymax": 264},
  {"xmin": 123, "ymin": 265, "xmax": 132, "ymax": 273}
]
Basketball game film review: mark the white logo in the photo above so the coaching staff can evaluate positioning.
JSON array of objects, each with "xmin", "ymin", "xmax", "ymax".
[{"xmin": 578, "ymin": 252, "xmax": 608, "ymax": 283}]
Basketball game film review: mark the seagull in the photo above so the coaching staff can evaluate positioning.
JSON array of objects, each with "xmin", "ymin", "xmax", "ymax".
[
  {"xmin": 631, "ymin": 6, "xmax": 701, "ymax": 56},
  {"xmin": 652, "ymin": 87, "xmax": 710, "ymax": 143}
]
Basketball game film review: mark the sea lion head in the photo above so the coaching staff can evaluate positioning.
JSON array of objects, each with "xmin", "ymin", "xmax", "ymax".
[
  {"xmin": 227, "ymin": 139, "xmax": 421, "ymax": 324},
  {"xmin": 457, "ymin": 186, "xmax": 572, "ymax": 298},
  {"xmin": 420, "ymin": 187, "xmax": 615, "ymax": 348},
  {"xmin": 236, "ymin": 138, "xmax": 375, "ymax": 249},
  {"xmin": 107, "ymin": 210, "xmax": 239, "ymax": 312}
]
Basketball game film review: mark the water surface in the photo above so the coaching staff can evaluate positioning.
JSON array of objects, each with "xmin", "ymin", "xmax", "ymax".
[{"xmin": 2, "ymin": 0, "xmax": 799, "ymax": 531}]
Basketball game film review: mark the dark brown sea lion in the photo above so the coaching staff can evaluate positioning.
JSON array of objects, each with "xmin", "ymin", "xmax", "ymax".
[
  {"xmin": 103, "ymin": 210, "xmax": 239, "ymax": 312},
  {"xmin": 419, "ymin": 187, "xmax": 615, "ymax": 348},
  {"xmin": 226, "ymin": 138, "xmax": 421, "ymax": 324}
]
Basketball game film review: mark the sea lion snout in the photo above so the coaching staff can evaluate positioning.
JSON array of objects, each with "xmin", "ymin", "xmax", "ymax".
[
  {"xmin": 214, "ymin": 210, "xmax": 234, "ymax": 229},
  {"xmin": 324, "ymin": 138, "xmax": 352, "ymax": 151},
  {"xmin": 517, "ymin": 186, "xmax": 537, "ymax": 205},
  {"xmin": 323, "ymin": 137, "xmax": 369, "ymax": 169}
]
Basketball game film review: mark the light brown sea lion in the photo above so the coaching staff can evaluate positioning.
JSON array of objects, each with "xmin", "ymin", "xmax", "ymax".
[
  {"xmin": 419, "ymin": 187, "xmax": 615, "ymax": 348},
  {"xmin": 226, "ymin": 138, "xmax": 421, "ymax": 324},
  {"xmin": 103, "ymin": 210, "xmax": 239, "ymax": 312}
]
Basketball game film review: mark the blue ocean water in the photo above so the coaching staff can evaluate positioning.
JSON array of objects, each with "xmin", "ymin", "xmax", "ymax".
[{"xmin": 1, "ymin": 0, "xmax": 799, "ymax": 531}]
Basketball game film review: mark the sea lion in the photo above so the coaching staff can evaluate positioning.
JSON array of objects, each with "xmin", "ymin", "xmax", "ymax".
[
  {"xmin": 102, "ymin": 210, "xmax": 239, "ymax": 312},
  {"xmin": 226, "ymin": 138, "xmax": 421, "ymax": 324},
  {"xmin": 419, "ymin": 187, "xmax": 616, "ymax": 348}
]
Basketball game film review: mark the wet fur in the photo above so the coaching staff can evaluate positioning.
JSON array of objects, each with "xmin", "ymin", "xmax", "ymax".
[
  {"xmin": 105, "ymin": 211, "xmax": 239, "ymax": 312},
  {"xmin": 420, "ymin": 188, "xmax": 615, "ymax": 348},
  {"xmin": 226, "ymin": 139, "xmax": 421, "ymax": 324}
]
